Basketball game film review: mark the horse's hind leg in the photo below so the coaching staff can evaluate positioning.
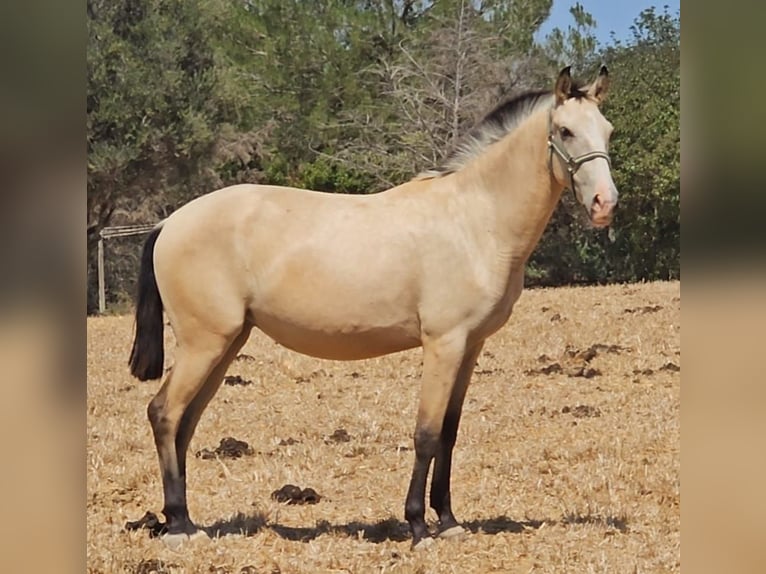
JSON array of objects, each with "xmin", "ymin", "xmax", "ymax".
[
  {"xmin": 147, "ymin": 328, "xmax": 243, "ymax": 545},
  {"xmin": 404, "ymin": 332, "xmax": 469, "ymax": 548},
  {"xmin": 175, "ymin": 327, "xmax": 251, "ymax": 478},
  {"xmin": 429, "ymin": 341, "xmax": 484, "ymax": 538}
]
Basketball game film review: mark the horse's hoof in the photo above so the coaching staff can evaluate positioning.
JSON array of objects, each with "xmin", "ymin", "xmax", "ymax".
[
  {"xmin": 412, "ymin": 536, "xmax": 435, "ymax": 551},
  {"xmin": 162, "ymin": 530, "xmax": 210, "ymax": 551},
  {"xmin": 438, "ymin": 525, "xmax": 467, "ymax": 540},
  {"xmin": 162, "ymin": 533, "xmax": 189, "ymax": 551}
]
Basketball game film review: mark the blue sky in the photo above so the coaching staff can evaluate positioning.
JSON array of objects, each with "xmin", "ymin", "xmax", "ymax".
[{"xmin": 536, "ymin": 1, "xmax": 681, "ymax": 46}]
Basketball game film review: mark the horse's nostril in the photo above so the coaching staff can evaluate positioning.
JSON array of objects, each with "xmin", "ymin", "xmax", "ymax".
[{"xmin": 592, "ymin": 194, "xmax": 603, "ymax": 208}]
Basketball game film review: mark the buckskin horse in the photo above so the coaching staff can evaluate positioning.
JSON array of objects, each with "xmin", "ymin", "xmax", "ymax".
[{"xmin": 129, "ymin": 66, "xmax": 618, "ymax": 549}]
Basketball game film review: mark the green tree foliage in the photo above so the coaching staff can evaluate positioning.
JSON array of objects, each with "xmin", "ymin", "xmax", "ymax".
[
  {"xmin": 236, "ymin": 0, "xmax": 400, "ymax": 192},
  {"xmin": 87, "ymin": 0, "xmax": 261, "ymax": 310},
  {"xmin": 603, "ymin": 7, "xmax": 681, "ymax": 281},
  {"xmin": 88, "ymin": 1, "xmax": 249, "ymax": 216},
  {"xmin": 528, "ymin": 6, "xmax": 680, "ymax": 285},
  {"xmin": 542, "ymin": 2, "xmax": 598, "ymax": 69}
]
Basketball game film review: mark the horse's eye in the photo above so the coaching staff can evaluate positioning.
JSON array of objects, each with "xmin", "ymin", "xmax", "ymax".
[{"xmin": 559, "ymin": 127, "xmax": 574, "ymax": 139}]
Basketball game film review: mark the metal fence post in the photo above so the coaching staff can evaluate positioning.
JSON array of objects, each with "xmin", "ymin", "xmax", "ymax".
[{"xmin": 98, "ymin": 236, "xmax": 106, "ymax": 314}]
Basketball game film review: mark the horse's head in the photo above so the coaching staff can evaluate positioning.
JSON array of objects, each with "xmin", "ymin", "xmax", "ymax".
[{"xmin": 549, "ymin": 66, "xmax": 618, "ymax": 228}]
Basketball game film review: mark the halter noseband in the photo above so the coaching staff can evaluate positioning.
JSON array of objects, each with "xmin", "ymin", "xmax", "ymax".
[{"xmin": 547, "ymin": 110, "xmax": 611, "ymax": 200}]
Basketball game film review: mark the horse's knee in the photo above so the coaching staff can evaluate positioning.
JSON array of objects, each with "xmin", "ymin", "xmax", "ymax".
[{"xmin": 413, "ymin": 427, "xmax": 439, "ymax": 458}]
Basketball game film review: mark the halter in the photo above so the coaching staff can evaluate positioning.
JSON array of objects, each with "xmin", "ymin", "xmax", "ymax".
[{"xmin": 547, "ymin": 109, "xmax": 611, "ymax": 200}]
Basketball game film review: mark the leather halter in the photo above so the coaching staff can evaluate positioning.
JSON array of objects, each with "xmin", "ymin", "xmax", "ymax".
[{"xmin": 547, "ymin": 110, "xmax": 611, "ymax": 200}]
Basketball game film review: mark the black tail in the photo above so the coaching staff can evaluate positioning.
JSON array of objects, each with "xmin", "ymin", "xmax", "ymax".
[{"xmin": 129, "ymin": 226, "xmax": 165, "ymax": 380}]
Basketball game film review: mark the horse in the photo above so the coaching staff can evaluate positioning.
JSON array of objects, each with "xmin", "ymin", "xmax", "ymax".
[{"xmin": 128, "ymin": 66, "xmax": 618, "ymax": 550}]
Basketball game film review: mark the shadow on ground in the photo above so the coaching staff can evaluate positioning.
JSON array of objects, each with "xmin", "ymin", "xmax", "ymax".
[
  {"xmin": 201, "ymin": 512, "xmax": 623, "ymax": 543},
  {"xmin": 127, "ymin": 509, "xmax": 628, "ymax": 544},
  {"xmin": 204, "ymin": 512, "xmax": 411, "ymax": 543}
]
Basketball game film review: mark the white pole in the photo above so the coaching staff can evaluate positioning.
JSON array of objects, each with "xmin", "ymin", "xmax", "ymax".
[{"xmin": 98, "ymin": 237, "xmax": 106, "ymax": 314}]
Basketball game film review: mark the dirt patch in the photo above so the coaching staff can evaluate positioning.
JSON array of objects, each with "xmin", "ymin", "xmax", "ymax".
[
  {"xmin": 325, "ymin": 428, "xmax": 352, "ymax": 443},
  {"xmin": 633, "ymin": 362, "xmax": 680, "ymax": 378},
  {"xmin": 278, "ymin": 437, "xmax": 301, "ymax": 446},
  {"xmin": 588, "ymin": 343, "xmax": 631, "ymax": 354},
  {"xmin": 660, "ymin": 362, "xmax": 680, "ymax": 372},
  {"xmin": 624, "ymin": 305, "xmax": 663, "ymax": 314},
  {"xmin": 562, "ymin": 405, "xmax": 602, "ymax": 418},
  {"xmin": 536, "ymin": 362, "xmax": 564, "ymax": 375},
  {"xmin": 526, "ymin": 343, "xmax": 632, "ymax": 378},
  {"xmin": 271, "ymin": 484, "xmax": 322, "ymax": 505},
  {"xmin": 196, "ymin": 437, "xmax": 254, "ymax": 459},
  {"xmin": 529, "ymin": 405, "xmax": 602, "ymax": 419},
  {"xmin": 567, "ymin": 365, "xmax": 601, "ymax": 378},
  {"xmin": 295, "ymin": 369, "xmax": 331, "ymax": 383},
  {"xmin": 234, "ymin": 353, "xmax": 256, "ymax": 363},
  {"xmin": 561, "ymin": 345, "xmax": 601, "ymax": 379},
  {"xmin": 223, "ymin": 375, "xmax": 253, "ymax": 386},
  {"xmin": 475, "ymin": 366, "xmax": 505, "ymax": 375},
  {"xmin": 633, "ymin": 368, "xmax": 655, "ymax": 376},
  {"xmin": 124, "ymin": 511, "xmax": 167, "ymax": 538}
]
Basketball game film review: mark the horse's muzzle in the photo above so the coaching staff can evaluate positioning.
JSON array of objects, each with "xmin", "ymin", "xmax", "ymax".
[{"xmin": 590, "ymin": 193, "xmax": 616, "ymax": 228}]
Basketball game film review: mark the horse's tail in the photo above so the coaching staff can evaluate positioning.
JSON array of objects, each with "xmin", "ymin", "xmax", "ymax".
[{"xmin": 129, "ymin": 225, "xmax": 165, "ymax": 381}]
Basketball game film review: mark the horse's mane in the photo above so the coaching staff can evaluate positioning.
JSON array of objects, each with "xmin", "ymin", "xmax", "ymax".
[{"xmin": 414, "ymin": 85, "xmax": 586, "ymax": 181}]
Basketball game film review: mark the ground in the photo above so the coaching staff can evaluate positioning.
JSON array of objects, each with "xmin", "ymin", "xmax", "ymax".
[{"xmin": 87, "ymin": 281, "xmax": 680, "ymax": 573}]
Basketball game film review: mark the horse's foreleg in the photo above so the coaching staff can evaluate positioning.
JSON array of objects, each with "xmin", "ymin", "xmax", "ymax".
[
  {"xmin": 147, "ymin": 331, "xmax": 236, "ymax": 545},
  {"xmin": 429, "ymin": 341, "xmax": 484, "ymax": 537},
  {"xmin": 405, "ymin": 333, "xmax": 467, "ymax": 548}
]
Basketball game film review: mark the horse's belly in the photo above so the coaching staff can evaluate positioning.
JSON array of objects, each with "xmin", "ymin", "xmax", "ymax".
[{"xmin": 251, "ymin": 312, "xmax": 422, "ymax": 361}]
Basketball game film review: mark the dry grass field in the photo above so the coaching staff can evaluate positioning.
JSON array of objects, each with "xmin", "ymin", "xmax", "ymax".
[{"xmin": 87, "ymin": 281, "xmax": 680, "ymax": 574}]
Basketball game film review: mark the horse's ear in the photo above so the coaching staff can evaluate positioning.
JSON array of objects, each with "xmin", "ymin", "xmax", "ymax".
[
  {"xmin": 554, "ymin": 66, "xmax": 573, "ymax": 105},
  {"xmin": 586, "ymin": 65, "xmax": 610, "ymax": 105}
]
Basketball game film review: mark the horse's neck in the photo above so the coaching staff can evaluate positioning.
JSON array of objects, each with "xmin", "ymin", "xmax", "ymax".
[{"xmin": 461, "ymin": 109, "xmax": 564, "ymax": 266}]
